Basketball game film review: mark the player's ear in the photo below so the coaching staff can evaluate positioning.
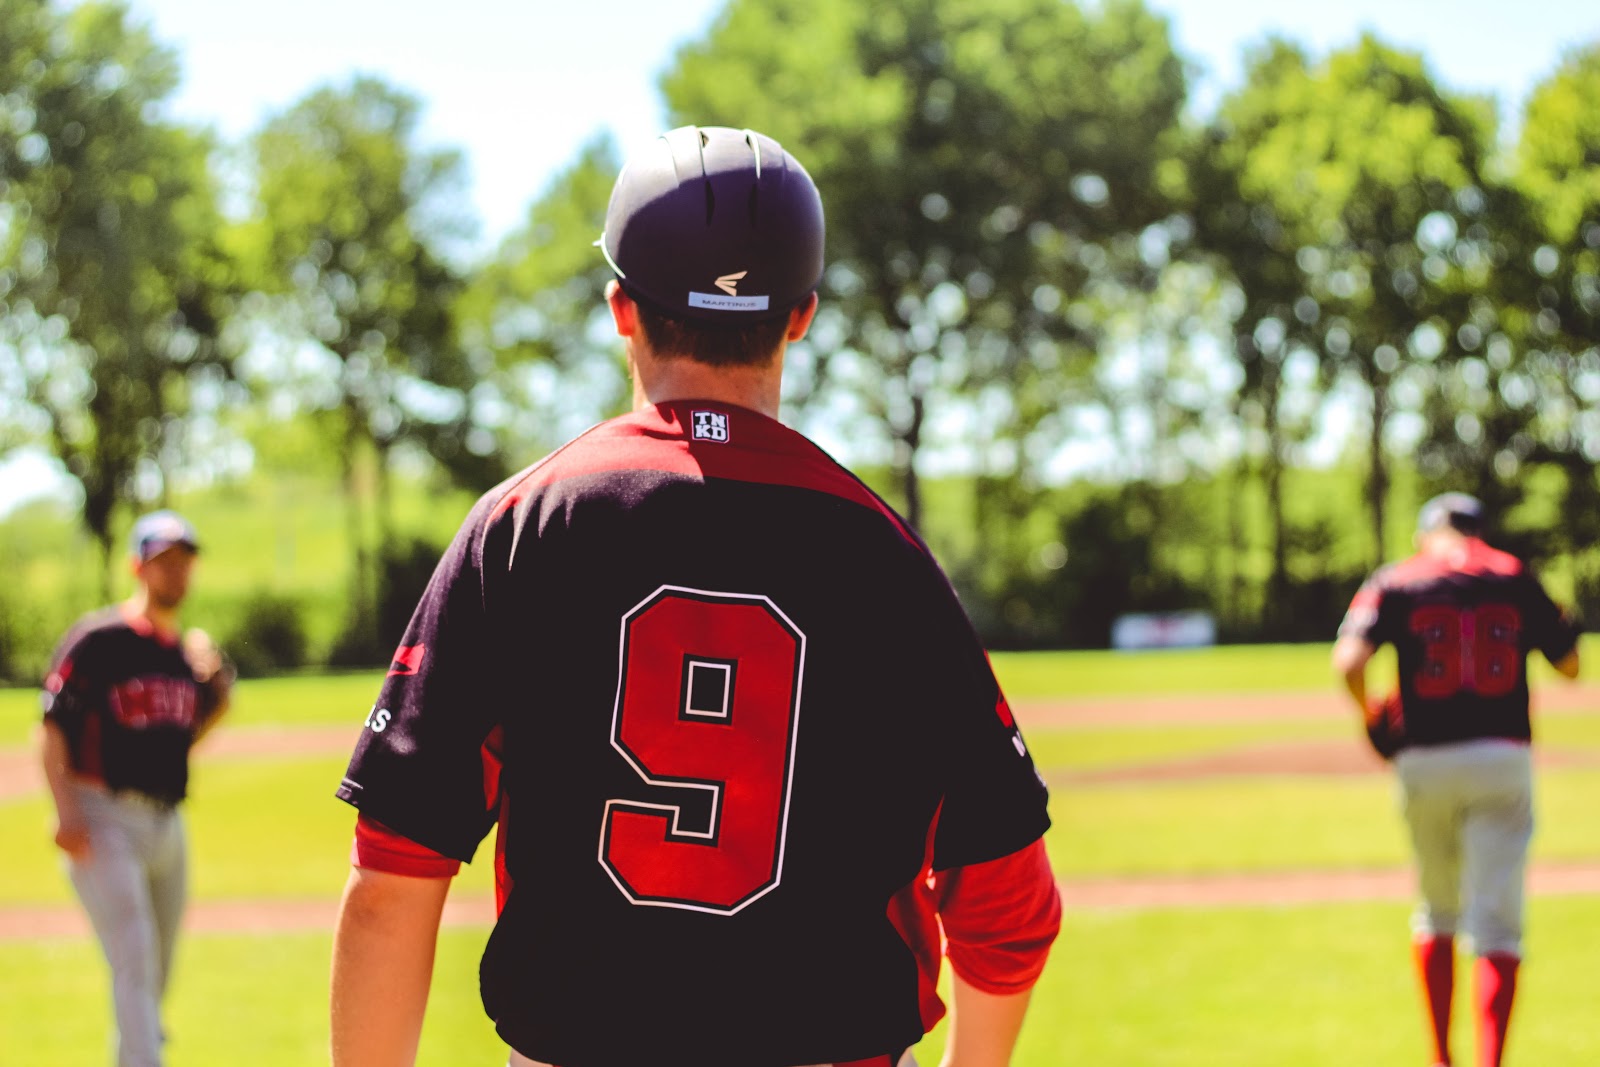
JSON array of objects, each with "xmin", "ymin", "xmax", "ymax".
[
  {"xmin": 606, "ymin": 279, "xmax": 639, "ymax": 339},
  {"xmin": 785, "ymin": 291, "xmax": 819, "ymax": 342}
]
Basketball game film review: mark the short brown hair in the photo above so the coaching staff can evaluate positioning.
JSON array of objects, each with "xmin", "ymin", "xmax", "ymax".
[{"xmin": 635, "ymin": 300, "xmax": 796, "ymax": 368}]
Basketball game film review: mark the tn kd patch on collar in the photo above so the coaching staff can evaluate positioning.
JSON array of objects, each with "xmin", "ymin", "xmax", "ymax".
[{"xmin": 691, "ymin": 410, "xmax": 731, "ymax": 443}]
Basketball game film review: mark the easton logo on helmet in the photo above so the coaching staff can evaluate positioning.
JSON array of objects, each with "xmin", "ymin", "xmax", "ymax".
[{"xmin": 714, "ymin": 271, "xmax": 747, "ymax": 296}]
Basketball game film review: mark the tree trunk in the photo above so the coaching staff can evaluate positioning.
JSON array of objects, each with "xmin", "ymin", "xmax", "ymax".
[
  {"xmin": 1262, "ymin": 365, "xmax": 1290, "ymax": 636},
  {"xmin": 341, "ymin": 411, "xmax": 372, "ymax": 636},
  {"xmin": 1367, "ymin": 368, "xmax": 1389, "ymax": 570},
  {"xmin": 96, "ymin": 529, "xmax": 115, "ymax": 605},
  {"xmin": 899, "ymin": 386, "xmax": 925, "ymax": 535},
  {"xmin": 374, "ymin": 439, "xmax": 394, "ymax": 559}
]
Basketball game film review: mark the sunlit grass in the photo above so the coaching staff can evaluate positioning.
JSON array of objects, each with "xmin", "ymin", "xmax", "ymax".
[{"xmin": 8, "ymin": 896, "xmax": 1600, "ymax": 1067}]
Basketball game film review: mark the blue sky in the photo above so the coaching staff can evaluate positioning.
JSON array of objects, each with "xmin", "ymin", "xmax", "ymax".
[
  {"xmin": 3, "ymin": 0, "xmax": 1597, "ymax": 513},
  {"xmin": 135, "ymin": 0, "xmax": 1598, "ymax": 252}
]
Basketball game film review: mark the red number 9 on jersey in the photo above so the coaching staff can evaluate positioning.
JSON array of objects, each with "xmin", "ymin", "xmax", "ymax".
[{"xmin": 600, "ymin": 586, "xmax": 806, "ymax": 915}]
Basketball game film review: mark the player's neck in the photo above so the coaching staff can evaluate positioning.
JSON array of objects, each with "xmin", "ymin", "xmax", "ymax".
[
  {"xmin": 630, "ymin": 348, "xmax": 784, "ymax": 419},
  {"xmin": 1419, "ymin": 531, "xmax": 1477, "ymax": 564},
  {"xmin": 123, "ymin": 591, "xmax": 181, "ymax": 638}
]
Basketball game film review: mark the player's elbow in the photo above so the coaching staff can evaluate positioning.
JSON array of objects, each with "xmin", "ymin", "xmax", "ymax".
[
  {"xmin": 1554, "ymin": 649, "xmax": 1580, "ymax": 680},
  {"xmin": 1330, "ymin": 636, "xmax": 1372, "ymax": 677}
]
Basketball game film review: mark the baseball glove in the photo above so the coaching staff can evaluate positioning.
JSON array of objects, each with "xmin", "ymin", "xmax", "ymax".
[{"xmin": 1364, "ymin": 691, "xmax": 1407, "ymax": 760}]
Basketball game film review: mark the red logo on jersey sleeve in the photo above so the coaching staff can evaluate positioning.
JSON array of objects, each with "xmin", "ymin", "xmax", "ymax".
[{"xmin": 388, "ymin": 644, "xmax": 427, "ymax": 677}]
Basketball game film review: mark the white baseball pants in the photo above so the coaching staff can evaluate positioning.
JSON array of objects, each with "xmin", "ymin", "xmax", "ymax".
[
  {"xmin": 66, "ymin": 782, "xmax": 187, "ymax": 1067},
  {"xmin": 1395, "ymin": 738, "xmax": 1533, "ymax": 957}
]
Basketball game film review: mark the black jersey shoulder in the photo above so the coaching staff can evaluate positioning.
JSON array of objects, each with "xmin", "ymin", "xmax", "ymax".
[{"xmin": 48, "ymin": 607, "xmax": 128, "ymax": 671}]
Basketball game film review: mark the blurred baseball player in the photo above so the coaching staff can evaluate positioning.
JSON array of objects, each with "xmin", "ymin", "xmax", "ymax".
[
  {"xmin": 1333, "ymin": 492, "xmax": 1580, "ymax": 1067},
  {"xmin": 330, "ymin": 126, "xmax": 1060, "ymax": 1067},
  {"xmin": 39, "ymin": 509, "xmax": 234, "ymax": 1067}
]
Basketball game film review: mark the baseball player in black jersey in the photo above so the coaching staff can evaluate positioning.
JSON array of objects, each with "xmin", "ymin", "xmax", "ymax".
[
  {"xmin": 39, "ymin": 510, "xmax": 234, "ymax": 1067},
  {"xmin": 331, "ymin": 127, "xmax": 1061, "ymax": 1067},
  {"xmin": 1333, "ymin": 493, "xmax": 1581, "ymax": 1067}
]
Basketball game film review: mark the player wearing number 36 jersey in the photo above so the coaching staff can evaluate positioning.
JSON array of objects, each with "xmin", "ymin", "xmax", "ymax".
[
  {"xmin": 1333, "ymin": 493, "xmax": 1580, "ymax": 1067},
  {"xmin": 330, "ymin": 127, "xmax": 1060, "ymax": 1067}
]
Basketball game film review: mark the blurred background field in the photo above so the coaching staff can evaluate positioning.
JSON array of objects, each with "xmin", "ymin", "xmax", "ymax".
[{"xmin": 3, "ymin": 645, "xmax": 1599, "ymax": 1064}]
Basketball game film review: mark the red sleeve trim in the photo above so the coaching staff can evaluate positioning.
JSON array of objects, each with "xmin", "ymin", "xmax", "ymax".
[
  {"xmin": 351, "ymin": 814, "xmax": 462, "ymax": 879},
  {"xmin": 935, "ymin": 837, "xmax": 1061, "ymax": 995}
]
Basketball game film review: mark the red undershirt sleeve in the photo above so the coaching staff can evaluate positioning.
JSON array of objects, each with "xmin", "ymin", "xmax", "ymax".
[
  {"xmin": 934, "ymin": 836, "xmax": 1061, "ymax": 995},
  {"xmin": 351, "ymin": 813, "xmax": 462, "ymax": 879}
]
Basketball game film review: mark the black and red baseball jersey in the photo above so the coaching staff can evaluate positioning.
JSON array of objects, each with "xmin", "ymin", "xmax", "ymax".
[
  {"xmin": 1340, "ymin": 538, "xmax": 1581, "ymax": 748},
  {"xmin": 337, "ymin": 401, "xmax": 1052, "ymax": 1067},
  {"xmin": 42, "ymin": 608, "xmax": 219, "ymax": 804}
]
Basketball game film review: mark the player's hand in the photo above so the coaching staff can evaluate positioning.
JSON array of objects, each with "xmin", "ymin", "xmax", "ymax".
[
  {"xmin": 183, "ymin": 627, "xmax": 224, "ymax": 682},
  {"xmin": 1364, "ymin": 691, "xmax": 1406, "ymax": 760},
  {"xmin": 54, "ymin": 819, "xmax": 92, "ymax": 859}
]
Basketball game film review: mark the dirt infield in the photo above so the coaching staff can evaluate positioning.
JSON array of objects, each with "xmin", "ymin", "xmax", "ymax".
[{"xmin": 4, "ymin": 690, "xmax": 1598, "ymax": 939}]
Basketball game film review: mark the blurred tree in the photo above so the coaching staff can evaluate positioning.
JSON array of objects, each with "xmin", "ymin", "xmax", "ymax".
[
  {"xmin": 240, "ymin": 76, "xmax": 482, "ymax": 653},
  {"xmin": 1186, "ymin": 38, "xmax": 1319, "ymax": 634},
  {"xmin": 1232, "ymin": 35, "xmax": 1498, "ymax": 569},
  {"xmin": 660, "ymin": 0, "xmax": 1188, "ymax": 539},
  {"xmin": 0, "ymin": 0, "xmax": 234, "ymax": 592},
  {"xmin": 456, "ymin": 134, "xmax": 629, "ymax": 461},
  {"xmin": 993, "ymin": 482, "xmax": 1204, "ymax": 648},
  {"xmin": 1517, "ymin": 43, "xmax": 1600, "ymax": 612}
]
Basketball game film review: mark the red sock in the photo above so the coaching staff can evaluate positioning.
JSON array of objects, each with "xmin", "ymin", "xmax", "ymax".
[
  {"xmin": 1413, "ymin": 935, "xmax": 1455, "ymax": 1065},
  {"xmin": 1475, "ymin": 953, "xmax": 1519, "ymax": 1067}
]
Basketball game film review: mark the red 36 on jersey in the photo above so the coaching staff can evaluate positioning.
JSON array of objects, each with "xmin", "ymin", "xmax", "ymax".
[{"xmin": 599, "ymin": 585, "xmax": 805, "ymax": 915}]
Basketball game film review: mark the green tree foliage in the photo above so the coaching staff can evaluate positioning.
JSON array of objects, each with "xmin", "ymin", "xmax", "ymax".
[
  {"xmin": 8, "ymin": 4, "xmax": 1600, "ymax": 650},
  {"xmin": 240, "ymin": 76, "xmax": 483, "ymax": 652},
  {"xmin": 1517, "ymin": 44, "xmax": 1600, "ymax": 611},
  {"xmin": 661, "ymin": 0, "xmax": 1188, "ymax": 537},
  {"xmin": 0, "ymin": 0, "xmax": 233, "ymax": 590},
  {"xmin": 457, "ymin": 135, "xmax": 629, "ymax": 461},
  {"xmin": 1186, "ymin": 38, "xmax": 1318, "ymax": 633},
  {"xmin": 1214, "ymin": 35, "xmax": 1499, "ymax": 569}
]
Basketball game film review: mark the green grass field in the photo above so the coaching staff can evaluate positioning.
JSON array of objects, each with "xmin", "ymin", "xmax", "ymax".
[{"xmin": 2, "ymin": 642, "xmax": 1598, "ymax": 1065}]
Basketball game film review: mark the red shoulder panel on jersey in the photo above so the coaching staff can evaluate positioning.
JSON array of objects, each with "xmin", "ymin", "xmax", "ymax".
[
  {"xmin": 489, "ymin": 402, "xmax": 920, "ymax": 547},
  {"xmin": 1385, "ymin": 540, "xmax": 1524, "ymax": 589}
]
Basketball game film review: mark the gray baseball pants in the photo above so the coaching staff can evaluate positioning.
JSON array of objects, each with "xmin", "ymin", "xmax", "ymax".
[
  {"xmin": 1395, "ymin": 738, "xmax": 1533, "ymax": 957},
  {"xmin": 66, "ymin": 782, "xmax": 187, "ymax": 1067}
]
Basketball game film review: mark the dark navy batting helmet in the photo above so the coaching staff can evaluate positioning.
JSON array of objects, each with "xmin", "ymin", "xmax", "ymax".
[
  {"xmin": 597, "ymin": 126, "xmax": 824, "ymax": 325},
  {"xmin": 1417, "ymin": 492, "xmax": 1485, "ymax": 536}
]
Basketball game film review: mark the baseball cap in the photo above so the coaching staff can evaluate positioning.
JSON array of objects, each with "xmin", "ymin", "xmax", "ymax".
[
  {"xmin": 1416, "ymin": 492, "xmax": 1485, "ymax": 536},
  {"xmin": 596, "ymin": 125, "xmax": 825, "ymax": 325},
  {"xmin": 129, "ymin": 510, "xmax": 201, "ymax": 562}
]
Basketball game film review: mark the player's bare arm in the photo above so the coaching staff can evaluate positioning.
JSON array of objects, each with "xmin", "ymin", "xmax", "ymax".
[
  {"xmin": 939, "ymin": 973, "xmax": 1034, "ymax": 1067},
  {"xmin": 1331, "ymin": 634, "xmax": 1377, "ymax": 712},
  {"xmin": 330, "ymin": 866, "xmax": 451, "ymax": 1067},
  {"xmin": 38, "ymin": 719, "xmax": 90, "ymax": 858},
  {"xmin": 184, "ymin": 627, "xmax": 235, "ymax": 742}
]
